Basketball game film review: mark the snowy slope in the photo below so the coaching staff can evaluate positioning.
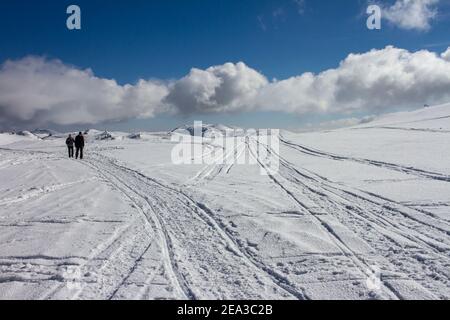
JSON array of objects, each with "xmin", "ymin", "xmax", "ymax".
[
  {"xmin": 0, "ymin": 104, "xmax": 449, "ymax": 300},
  {"xmin": 0, "ymin": 132, "xmax": 40, "ymax": 146},
  {"xmin": 356, "ymin": 102, "xmax": 450, "ymax": 131}
]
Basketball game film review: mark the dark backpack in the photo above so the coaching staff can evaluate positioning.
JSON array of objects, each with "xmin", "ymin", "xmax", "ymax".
[{"xmin": 66, "ymin": 137, "xmax": 74, "ymax": 146}]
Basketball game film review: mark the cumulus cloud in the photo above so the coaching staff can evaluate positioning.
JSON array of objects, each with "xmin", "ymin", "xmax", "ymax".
[
  {"xmin": 0, "ymin": 56, "xmax": 169, "ymax": 127},
  {"xmin": 2, "ymin": 46, "xmax": 450, "ymax": 128},
  {"xmin": 441, "ymin": 47, "xmax": 450, "ymax": 61},
  {"xmin": 165, "ymin": 46, "xmax": 450, "ymax": 117},
  {"xmin": 164, "ymin": 62, "xmax": 268, "ymax": 115},
  {"xmin": 249, "ymin": 46, "xmax": 450, "ymax": 115},
  {"xmin": 381, "ymin": 0, "xmax": 439, "ymax": 31}
]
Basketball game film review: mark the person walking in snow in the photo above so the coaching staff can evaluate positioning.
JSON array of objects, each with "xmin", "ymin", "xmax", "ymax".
[
  {"xmin": 66, "ymin": 134, "xmax": 75, "ymax": 158},
  {"xmin": 75, "ymin": 132, "xmax": 85, "ymax": 160}
]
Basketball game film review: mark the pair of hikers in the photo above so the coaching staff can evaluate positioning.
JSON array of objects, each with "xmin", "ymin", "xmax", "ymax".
[{"xmin": 66, "ymin": 132, "xmax": 85, "ymax": 159}]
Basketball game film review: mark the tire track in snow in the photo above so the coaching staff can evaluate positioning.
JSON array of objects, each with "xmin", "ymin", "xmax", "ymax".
[
  {"xmin": 273, "ymin": 138, "xmax": 450, "ymax": 250},
  {"xmin": 40, "ymin": 216, "xmax": 154, "ymax": 300},
  {"xmin": 90, "ymin": 153, "xmax": 308, "ymax": 300},
  {"xmin": 364, "ymin": 126, "xmax": 450, "ymax": 133},
  {"xmin": 248, "ymin": 137, "xmax": 413, "ymax": 300},
  {"xmin": 0, "ymin": 150, "xmax": 160, "ymax": 300},
  {"xmin": 255, "ymin": 138, "xmax": 449, "ymax": 298},
  {"xmin": 273, "ymin": 141, "xmax": 450, "ymax": 246},
  {"xmin": 277, "ymin": 138, "xmax": 450, "ymax": 241},
  {"xmin": 285, "ymin": 171, "xmax": 450, "ymax": 297},
  {"xmin": 112, "ymin": 159, "xmax": 307, "ymax": 299},
  {"xmin": 185, "ymin": 142, "xmax": 246, "ymax": 186},
  {"xmin": 280, "ymin": 136, "xmax": 450, "ymax": 183},
  {"xmin": 107, "ymin": 241, "xmax": 163, "ymax": 300},
  {"xmin": 84, "ymin": 158, "xmax": 192, "ymax": 300},
  {"xmin": 0, "ymin": 178, "xmax": 98, "ymax": 206},
  {"xmin": 274, "ymin": 146, "xmax": 450, "ymax": 240},
  {"xmin": 20, "ymin": 168, "xmax": 162, "ymax": 299}
]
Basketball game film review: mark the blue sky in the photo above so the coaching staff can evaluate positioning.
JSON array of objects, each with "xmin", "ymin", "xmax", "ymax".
[{"xmin": 1, "ymin": 0, "xmax": 450, "ymax": 131}]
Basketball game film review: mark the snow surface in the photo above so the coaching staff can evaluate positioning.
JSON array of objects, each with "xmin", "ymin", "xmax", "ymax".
[{"xmin": 0, "ymin": 104, "xmax": 449, "ymax": 300}]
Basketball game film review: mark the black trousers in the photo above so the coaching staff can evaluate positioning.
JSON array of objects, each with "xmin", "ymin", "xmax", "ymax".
[
  {"xmin": 68, "ymin": 146, "xmax": 74, "ymax": 158},
  {"xmin": 76, "ymin": 147, "xmax": 84, "ymax": 159}
]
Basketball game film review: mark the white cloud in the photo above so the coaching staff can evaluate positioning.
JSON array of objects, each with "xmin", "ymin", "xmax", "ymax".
[
  {"xmin": 441, "ymin": 47, "xmax": 450, "ymax": 61},
  {"xmin": 255, "ymin": 46, "xmax": 450, "ymax": 115},
  {"xmin": 381, "ymin": 0, "xmax": 439, "ymax": 31},
  {"xmin": 164, "ymin": 62, "xmax": 268, "ymax": 115},
  {"xmin": 0, "ymin": 56, "xmax": 169, "ymax": 127},
  {"xmin": 167, "ymin": 46, "xmax": 450, "ymax": 116},
  {"xmin": 2, "ymin": 46, "xmax": 450, "ymax": 128}
]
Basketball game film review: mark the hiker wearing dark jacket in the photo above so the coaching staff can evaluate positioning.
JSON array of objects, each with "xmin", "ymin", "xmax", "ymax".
[
  {"xmin": 75, "ymin": 132, "xmax": 85, "ymax": 160},
  {"xmin": 66, "ymin": 134, "xmax": 75, "ymax": 158}
]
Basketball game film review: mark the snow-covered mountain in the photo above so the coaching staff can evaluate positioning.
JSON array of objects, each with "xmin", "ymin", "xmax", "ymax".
[
  {"xmin": 83, "ymin": 129, "xmax": 131, "ymax": 141},
  {"xmin": 171, "ymin": 123, "xmax": 243, "ymax": 138},
  {"xmin": 31, "ymin": 129, "xmax": 59, "ymax": 139},
  {"xmin": 17, "ymin": 130, "xmax": 40, "ymax": 138}
]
